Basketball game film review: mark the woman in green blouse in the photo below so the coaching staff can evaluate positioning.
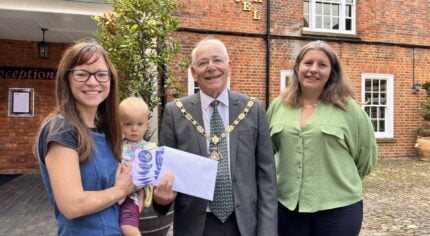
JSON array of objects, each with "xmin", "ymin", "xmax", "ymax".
[{"xmin": 267, "ymin": 40, "xmax": 377, "ymax": 236}]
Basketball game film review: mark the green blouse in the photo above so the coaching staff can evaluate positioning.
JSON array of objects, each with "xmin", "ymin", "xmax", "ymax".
[{"xmin": 267, "ymin": 97, "xmax": 377, "ymax": 213}]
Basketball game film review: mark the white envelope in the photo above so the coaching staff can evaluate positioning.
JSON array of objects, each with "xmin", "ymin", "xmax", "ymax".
[{"xmin": 154, "ymin": 146, "xmax": 218, "ymax": 201}]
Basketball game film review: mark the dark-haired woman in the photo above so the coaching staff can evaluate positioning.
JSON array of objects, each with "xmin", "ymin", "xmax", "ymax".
[{"xmin": 35, "ymin": 41, "xmax": 135, "ymax": 235}]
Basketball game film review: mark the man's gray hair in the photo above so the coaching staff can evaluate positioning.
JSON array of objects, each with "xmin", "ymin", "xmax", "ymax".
[{"xmin": 191, "ymin": 36, "xmax": 230, "ymax": 64}]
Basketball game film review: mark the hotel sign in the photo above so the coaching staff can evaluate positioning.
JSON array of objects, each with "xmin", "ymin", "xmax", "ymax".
[
  {"xmin": 235, "ymin": 0, "xmax": 263, "ymax": 20},
  {"xmin": 0, "ymin": 67, "xmax": 56, "ymax": 80}
]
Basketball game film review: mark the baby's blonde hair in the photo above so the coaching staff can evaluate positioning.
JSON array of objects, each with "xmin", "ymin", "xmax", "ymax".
[{"xmin": 119, "ymin": 96, "xmax": 149, "ymax": 119}]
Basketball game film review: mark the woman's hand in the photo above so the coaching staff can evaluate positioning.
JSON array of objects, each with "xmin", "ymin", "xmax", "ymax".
[
  {"xmin": 153, "ymin": 172, "xmax": 177, "ymax": 206},
  {"xmin": 115, "ymin": 163, "xmax": 134, "ymax": 196}
]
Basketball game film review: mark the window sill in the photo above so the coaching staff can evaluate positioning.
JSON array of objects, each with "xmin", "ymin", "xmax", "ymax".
[
  {"xmin": 376, "ymin": 138, "xmax": 397, "ymax": 143},
  {"xmin": 301, "ymin": 29, "xmax": 361, "ymax": 39}
]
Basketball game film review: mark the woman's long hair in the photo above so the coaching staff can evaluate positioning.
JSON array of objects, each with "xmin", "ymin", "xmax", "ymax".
[
  {"xmin": 281, "ymin": 40, "xmax": 355, "ymax": 110},
  {"xmin": 39, "ymin": 41, "xmax": 122, "ymax": 162}
]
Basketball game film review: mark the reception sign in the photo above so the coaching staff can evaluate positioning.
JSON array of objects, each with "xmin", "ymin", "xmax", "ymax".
[{"xmin": 0, "ymin": 67, "xmax": 56, "ymax": 80}]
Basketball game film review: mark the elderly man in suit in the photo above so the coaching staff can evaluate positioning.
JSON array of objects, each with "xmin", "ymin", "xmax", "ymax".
[{"xmin": 153, "ymin": 37, "xmax": 277, "ymax": 236}]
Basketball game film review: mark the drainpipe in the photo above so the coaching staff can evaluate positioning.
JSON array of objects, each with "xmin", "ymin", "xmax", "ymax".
[{"xmin": 265, "ymin": 0, "xmax": 271, "ymax": 109}]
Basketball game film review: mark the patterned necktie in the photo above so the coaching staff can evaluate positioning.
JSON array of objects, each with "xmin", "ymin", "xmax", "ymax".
[{"xmin": 209, "ymin": 100, "xmax": 234, "ymax": 223}]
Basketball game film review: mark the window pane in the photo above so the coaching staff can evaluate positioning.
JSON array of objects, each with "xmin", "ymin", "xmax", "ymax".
[
  {"xmin": 379, "ymin": 107, "xmax": 386, "ymax": 119},
  {"xmin": 380, "ymin": 93, "xmax": 387, "ymax": 105},
  {"xmin": 316, "ymin": 16, "xmax": 322, "ymax": 28},
  {"xmin": 365, "ymin": 93, "xmax": 371, "ymax": 104},
  {"xmin": 380, "ymin": 80, "xmax": 387, "ymax": 91},
  {"xmin": 324, "ymin": 16, "xmax": 331, "ymax": 29},
  {"xmin": 332, "ymin": 4, "xmax": 339, "ymax": 16},
  {"xmin": 371, "ymin": 107, "xmax": 377, "ymax": 118},
  {"xmin": 332, "ymin": 17, "xmax": 339, "ymax": 29},
  {"xmin": 316, "ymin": 2, "xmax": 322, "ymax": 15},
  {"xmin": 304, "ymin": 16, "xmax": 309, "ymax": 27},
  {"xmin": 346, "ymin": 18, "xmax": 352, "ymax": 30},
  {"xmin": 304, "ymin": 1, "xmax": 309, "ymax": 14},
  {"xmin": 372, "ymin": 93, "xmax": 379, "ymax": 105},
  {"xmin": 365, "ymin": 80, "xmax": 372, "ymax": 91},
  {"xmin": 379, "ymin": 120, "xmax": 385, "ymax": 132},
  {"xmin": 323, "ymin": 3, "xmax": 330, "ymax": 15},
  {"xmin": 372, "ymin": 80, "xmax": 379, "ymax": 92},
  {"xmin": 346, "ymin": 5, "xmax": 352, "ymax": 17},
  {"xmin": 346, "ymin": 0, "xmax": 353, "ymax": 3}
]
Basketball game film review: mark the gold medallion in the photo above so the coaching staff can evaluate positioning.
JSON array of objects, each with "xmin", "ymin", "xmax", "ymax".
[{"xmin": 209, "ymin": 148, "xmax": 222, "ymax": 160}]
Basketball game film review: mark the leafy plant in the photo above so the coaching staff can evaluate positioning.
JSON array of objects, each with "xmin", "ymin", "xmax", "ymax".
[
  {"xmin": 93, "ymin": 0, "xmax": 184, "ymax": 111},
  {"xmin": 418, "ymin": 82, "xmax": 430, "ymax": 137}
]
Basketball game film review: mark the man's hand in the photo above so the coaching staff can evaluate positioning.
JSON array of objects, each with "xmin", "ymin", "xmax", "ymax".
[{"xmin": 153, "ymin": 172, "xmax": 177, "ymax": 206}]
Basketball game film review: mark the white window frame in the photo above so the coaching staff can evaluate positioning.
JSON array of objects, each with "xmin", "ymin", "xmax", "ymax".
[
  {"xmin": 187, "ymin": 68, "xmax": 230, "ymax": 95},
  {"xmin": 280, "ymin": 70, "xmax": 293, "ymax": 93},
  {"xmin": 187, "ymin": 68, "xmax": 199, "ymax": 95},
  {"xmin": 361, "ymin": 73, "xmax": 394, "ymax": 139},
  {"xmin": 304, "ymin": 0, "xmax": 356, "ymax": 35}
]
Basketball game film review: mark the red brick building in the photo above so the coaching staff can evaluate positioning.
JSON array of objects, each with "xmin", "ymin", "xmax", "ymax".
[{"xmin": 1, "ymin": 0, "xmax": 429, "ymax": 174}]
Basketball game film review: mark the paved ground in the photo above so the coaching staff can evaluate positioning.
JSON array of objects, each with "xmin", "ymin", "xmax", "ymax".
[
  {"xmin": 0, "ymin": 158, "xmax": 428, "ymax": 235},
  {"xmin": 0, "ymin": 174, "xmax": 57, "ymax": 235},
  {"xmin": 361, "ymin": 158, "xmax": 430, "ymax": 236}
]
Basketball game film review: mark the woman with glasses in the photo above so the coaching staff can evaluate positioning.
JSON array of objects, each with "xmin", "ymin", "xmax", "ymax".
[{"xmin": 34, "ymin": 41, "xmax": 136, "ymax": 235}]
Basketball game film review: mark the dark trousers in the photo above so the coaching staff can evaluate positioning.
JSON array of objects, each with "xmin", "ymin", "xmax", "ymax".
[
  {"xmin": 203, "ymin": 212, "xmax": 240, "ymax": 236},
  {"xmin": 278, "ymin": 201, "xmax": 363, "ymax": 236}
]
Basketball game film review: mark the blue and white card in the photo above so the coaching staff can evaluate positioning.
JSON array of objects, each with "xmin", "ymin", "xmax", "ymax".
[{"xmin": 132, "ymin": 148, "xmax": 164, "ymax": 189}]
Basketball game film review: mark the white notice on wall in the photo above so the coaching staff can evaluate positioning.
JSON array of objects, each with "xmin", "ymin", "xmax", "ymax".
[{"xmin": 13, "ymin": 92, "xmax": 30, "ymax": 113}]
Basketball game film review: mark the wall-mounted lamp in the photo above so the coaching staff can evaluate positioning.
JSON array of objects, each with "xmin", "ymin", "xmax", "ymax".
[
  {"xmin": 38, "ymin": 28, "xmax": 48, "ymax": 59},
  {"xmin": 412, "ymin": 83, "xmax": 421, "ymax": 94}
]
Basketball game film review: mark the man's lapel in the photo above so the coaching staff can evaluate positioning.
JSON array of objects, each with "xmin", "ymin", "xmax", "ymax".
[
  {"xmin": 228, "ymin": 91, "xmax": 240, "ymax": 177},
  {"xmin": 187, "ymin": 93, "xmax": 208, "ymax": 156}
]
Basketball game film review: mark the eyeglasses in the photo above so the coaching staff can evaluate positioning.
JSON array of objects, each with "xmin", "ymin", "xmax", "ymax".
[
  {"xmin": 69, "ymin": 70, "xmax": 111, "ymax": 83},
  {"xmin": 193, "ymin": 57, "xmax": 227, "ymax": 69}
]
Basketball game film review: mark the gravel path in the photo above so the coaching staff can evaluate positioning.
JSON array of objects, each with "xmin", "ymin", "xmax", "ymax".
[{"xmin": 361, "ymin": 158, "xmax": 430, "ymax": 236}]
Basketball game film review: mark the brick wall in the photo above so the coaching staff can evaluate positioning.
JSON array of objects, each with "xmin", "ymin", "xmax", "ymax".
[
  {"xmin": 0, "ymin": 39, "xmax": 69, "ymax": 173},
  {"xmin": 357, "ymin": 0, "xmax": 430, "ymax": 44},
  {"xmin": 176, "ymin": 0, "xmax": 267, "ymax": 33}
]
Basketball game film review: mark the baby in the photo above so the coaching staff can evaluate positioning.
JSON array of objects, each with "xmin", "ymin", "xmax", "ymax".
[{"xmin": 119, "ymin": 97, "xmax": 157, "ymax": 236}]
